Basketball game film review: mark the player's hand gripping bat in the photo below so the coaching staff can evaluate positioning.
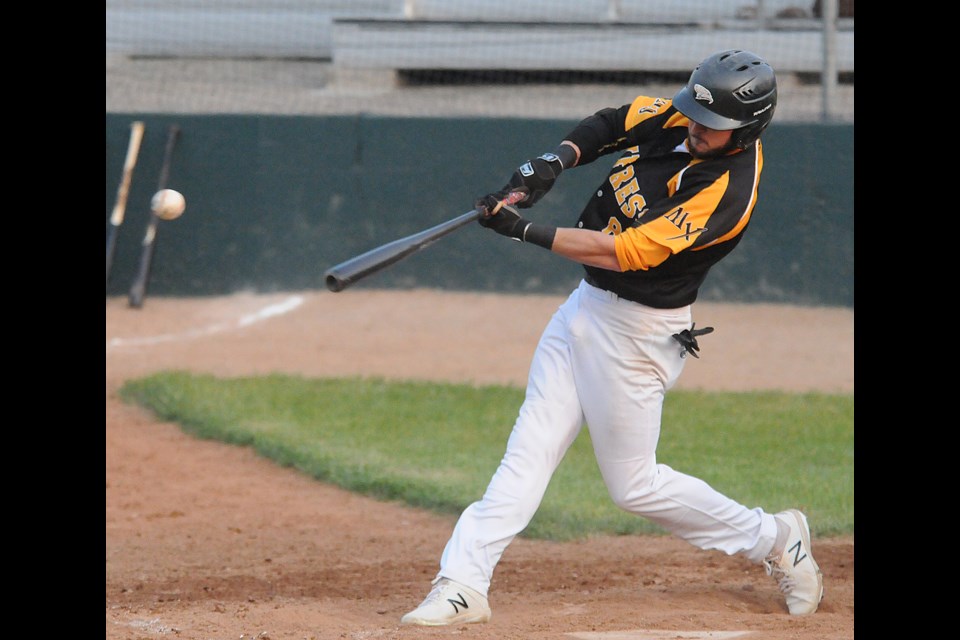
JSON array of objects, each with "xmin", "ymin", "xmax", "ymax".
[{"xmin": 324, "ymin": 190, "xmax": 526, "ymax": 292}]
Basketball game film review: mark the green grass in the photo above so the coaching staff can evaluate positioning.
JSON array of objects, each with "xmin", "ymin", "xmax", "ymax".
[{"xmin": 119, "ymin": 372, "xmax": 854, "ymax": 541}]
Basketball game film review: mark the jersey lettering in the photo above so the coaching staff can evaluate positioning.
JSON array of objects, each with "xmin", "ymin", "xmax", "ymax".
[
  {"xmin": 663, "ymin": 207, "xmax": 707, "ymax": 241},
  {"xmin": 614, "ymin": 178, "xmax": 640, "ymax": 206},
  {"xmin": 664, "ymin": 207, "xmax": 689, "ymax": 228},
  {"xmin": 601, "ymin": 217, "xmax": 623, "ymax": 235},
  {"xmin": 609, "ymin": 149, "xmax": 646, "ymax": 218},
  {"xmin": 609, "ymin": 166, "xmax": 634, "ymax": 190},
  {"xmin": 609, "ymin": 163, "xmax": 648, "ymax": 219},
  {"xmin": 622, "ymin": 195, "xmax": 647, "ymax": 219},
  {"xmin": 636, "ymin": 97, "xmax": 667, "ymax": 116}
]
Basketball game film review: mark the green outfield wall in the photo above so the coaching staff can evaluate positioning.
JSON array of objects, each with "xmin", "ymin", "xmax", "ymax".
[{"xmin": 105, "ymin": 114, "xmax": 853, "ymax": 307}]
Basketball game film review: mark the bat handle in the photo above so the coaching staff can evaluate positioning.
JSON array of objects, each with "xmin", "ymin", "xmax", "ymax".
[
  {"xmin": 503, "ymin": 189, "xmax": 527, "ymax": 206},
  {"xmin": 489, "ymin": 189, "xmax": 528, "ymax": 215}
]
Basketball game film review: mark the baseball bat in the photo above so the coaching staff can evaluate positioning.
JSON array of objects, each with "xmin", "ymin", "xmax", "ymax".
[
  {"xmin": 106, "ymin": 121, "xmax": 145, "ymax": 290},
  {"xmin": 324, "ymin": 190, "xmax": 526, "ymax": 293},
  {"xmin": 128, "ymin": 124, "xmax": 181, "ymax": 309}
]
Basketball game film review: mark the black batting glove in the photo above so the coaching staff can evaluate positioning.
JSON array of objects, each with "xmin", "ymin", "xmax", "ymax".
[
  {"xmin": 508, "ymin": 152, "xmax": 564, "ymax": 208},
  {"xmin": 477, "ymin": 204, "xmax": 529, "ymax": 241},
  {"xmin": 671, "ymin": 323, "xmax": 715, "ymax": 359},
  {"xmin": 477, "ymin": 151, "xmax": 566, "ymax": 216},
  {"xmin": 475, "ymin": 191, "xmax": 515, "ymax": 218},
  {"xmin": 475, "ymin": 188, "xmax": 528, "ymax": 218}
]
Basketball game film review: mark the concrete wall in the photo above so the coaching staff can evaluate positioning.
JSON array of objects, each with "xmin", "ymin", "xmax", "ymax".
[{"xmin": 105, "ymin": 114, "xmax": 853, "ymax": 307}]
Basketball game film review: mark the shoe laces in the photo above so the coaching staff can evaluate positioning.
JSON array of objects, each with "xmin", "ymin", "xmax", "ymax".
[
  {"xmin": 763, "ymin": 556, "xmax": 797, "ymax": 595},
  {"xmin": 421, "ymin": 577, "xmax": 451, "ymax": 604}
]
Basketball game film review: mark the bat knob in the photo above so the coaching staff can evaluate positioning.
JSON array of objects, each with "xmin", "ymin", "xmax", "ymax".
[{"xmin": 324, "ymin": 271, "xmax": 348, "ymax": 292}]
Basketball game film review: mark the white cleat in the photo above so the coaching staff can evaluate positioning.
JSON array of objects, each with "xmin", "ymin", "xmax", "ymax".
[
  {"xmin": 400, "ymin": 577, "xmax": 492, "ymax": 626},
  {"xmin": 764, "ymin": 509, "xmax": 824, "ymax": 615}
]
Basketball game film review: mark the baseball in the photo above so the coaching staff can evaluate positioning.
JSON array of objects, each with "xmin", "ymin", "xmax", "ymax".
[{"xmin": 151, "ymin": 189, "xmax": 186, "ymax": 221}]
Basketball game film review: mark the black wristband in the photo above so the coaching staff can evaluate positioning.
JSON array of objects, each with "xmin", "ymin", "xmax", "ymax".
[
  {"xmin": 553, "ymin": 144, "xmax": 578, "ymax": 170},
  {"xmin": 522, "ymin": 223, "xmax": 557, "ymax": 249}
]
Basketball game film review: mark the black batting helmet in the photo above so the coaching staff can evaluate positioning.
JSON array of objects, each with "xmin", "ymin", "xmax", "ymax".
[{"xmin": 672, "ymin": 50, "xmax": 778, "ymax": 149}]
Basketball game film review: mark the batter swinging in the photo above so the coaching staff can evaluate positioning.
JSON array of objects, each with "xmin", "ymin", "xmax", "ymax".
[{"xmin": 401, "ymin": 49, "xmax": 824, "ymax": 626}]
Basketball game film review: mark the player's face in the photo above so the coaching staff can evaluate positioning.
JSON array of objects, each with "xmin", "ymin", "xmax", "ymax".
[{"xmin": 686, "ymin": 121, "xmax": 735, "ymax": 159}]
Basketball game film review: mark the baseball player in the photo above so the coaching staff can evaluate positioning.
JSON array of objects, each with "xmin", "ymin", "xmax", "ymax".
[{"xmin": 401, "ymin": 50, "xmax": 823, "ymax": 626}]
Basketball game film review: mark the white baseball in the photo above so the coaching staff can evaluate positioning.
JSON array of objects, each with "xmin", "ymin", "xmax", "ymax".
[{"xmin": 151, "ymin": 189, "xmax": 186, "ymax": 221}]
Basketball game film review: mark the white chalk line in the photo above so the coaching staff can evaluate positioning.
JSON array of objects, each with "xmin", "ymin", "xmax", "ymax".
[
  {"xmin": 566, "ymin": 632, "xmax": 752, "ymax": 640},
  {"xmin": 109, "ymin": 617, "xmax": 178, "ymax": 634},
  {"xmin": 106, "ymin": 294, "xmax": 304, "ymax": 349}
]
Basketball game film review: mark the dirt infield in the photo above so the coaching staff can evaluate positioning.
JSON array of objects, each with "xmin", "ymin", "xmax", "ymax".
[{"xmin": 105, "ymin": 289, "xmax": 854, "ymax": 640}]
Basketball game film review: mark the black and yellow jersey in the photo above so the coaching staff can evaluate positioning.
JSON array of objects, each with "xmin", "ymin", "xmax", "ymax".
[{"xmin": 564, "ymin": 95, "xmax": 764, "ymax": 309}]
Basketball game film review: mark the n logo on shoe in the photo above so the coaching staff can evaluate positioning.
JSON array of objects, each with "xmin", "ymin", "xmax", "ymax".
[
  {"xmin": 789, "ymin": 540, "xmax": 807, "ymax": 567},
  {"xmin": 447, "ymin": 592, "xmax": 469, "ymax": 613}
]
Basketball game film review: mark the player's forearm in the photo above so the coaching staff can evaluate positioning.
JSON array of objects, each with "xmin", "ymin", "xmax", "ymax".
[
  {"xmin": 550, "ymin": 228, "xmax": 621, "ymax": 271},
  {"xmin": 482, "ymin": 206, "xmax": 621, "ymax": 271}
]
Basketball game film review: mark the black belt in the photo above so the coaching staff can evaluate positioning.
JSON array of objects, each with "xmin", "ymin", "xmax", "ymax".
[
  {"xmin": 584, "ymin": 274, "xmax": 637, "ymax": 303},
  {"xmin": 583, "ymin": 274, "xmax": 675, "ymax": 309}
]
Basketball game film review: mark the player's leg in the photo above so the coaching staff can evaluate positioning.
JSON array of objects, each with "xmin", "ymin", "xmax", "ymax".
[
  {"xmin": 440, "ymin": 286, "xmax": 586, "ymax": 592},
  {"xmin": 571, "ymin": 282, "xmax": 776, "ymax": 556},
  {"xmin": 402, "ymin": 286, "xmax": 587, "ymax": 625},
  {"xmin": 571, "ymin": 282, "xmax": 821, "ymax": 613}
]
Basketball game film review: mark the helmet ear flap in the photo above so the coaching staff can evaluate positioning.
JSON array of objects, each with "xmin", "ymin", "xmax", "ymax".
[{"xmin": 733, "ymin": 118, "xmax": 773, "ymax": 149}]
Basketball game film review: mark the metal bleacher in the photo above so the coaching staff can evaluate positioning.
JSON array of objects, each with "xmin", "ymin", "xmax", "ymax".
[
  {"xmin": 333, "ymin": 1, "xmax": 853, "ymax": 76},
  {"xmin": 106, "ymin": 1, "xmax": 854, "ymax": 75}
]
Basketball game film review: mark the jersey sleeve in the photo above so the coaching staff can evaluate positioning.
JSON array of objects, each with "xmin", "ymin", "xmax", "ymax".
[
  {"xmin": 614, "ymin": 159, "xmax": 759, "ymax": 272},
  {"xmin": 563, "ymin": 96, "xmax": 673, "ymax": 166}
]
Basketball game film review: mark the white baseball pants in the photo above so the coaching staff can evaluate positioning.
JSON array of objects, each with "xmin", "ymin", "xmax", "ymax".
[{"xmin": 438, "ymin": 279, "xmax": 779, "ymax": 597}]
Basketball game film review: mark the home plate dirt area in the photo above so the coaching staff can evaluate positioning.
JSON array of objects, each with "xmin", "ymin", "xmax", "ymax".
[{"xmin": 106, "ymin": 289, "xmax": 854, "ymax": 640}]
